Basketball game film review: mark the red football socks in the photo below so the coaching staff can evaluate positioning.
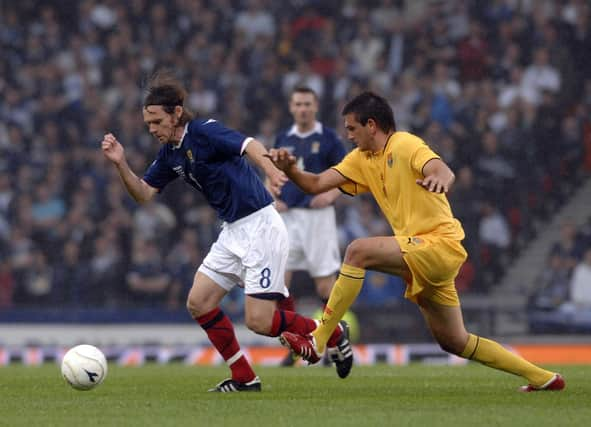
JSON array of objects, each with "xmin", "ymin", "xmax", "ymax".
[{"xmin": 196, "ymin": 307, "xmax": 256, "ymax": 383}]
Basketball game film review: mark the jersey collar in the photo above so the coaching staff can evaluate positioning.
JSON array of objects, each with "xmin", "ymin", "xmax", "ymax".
[
  {"xmin": 171, "ymin": 124, "xmax": 189, "ymax": 150},
  {"xmin": 287, "ymin": 121, "xmax": 323, "ymax": 138}
]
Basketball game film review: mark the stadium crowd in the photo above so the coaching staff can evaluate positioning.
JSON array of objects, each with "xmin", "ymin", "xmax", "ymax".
[{"xmin": 1, "ymin": 0, "xmax": 590, "ymax": 320}]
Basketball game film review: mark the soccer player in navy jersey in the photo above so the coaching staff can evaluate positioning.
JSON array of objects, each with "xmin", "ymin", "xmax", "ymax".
[
  {"xmin": 273, "ymin": 87, "xmax": 353, "ymax": 374},
  {"xmin": 101, "ymin": 72, "xmax": 347, "ymax": 392}
]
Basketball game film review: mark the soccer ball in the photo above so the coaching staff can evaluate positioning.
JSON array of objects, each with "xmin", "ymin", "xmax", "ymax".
[{"xmin": 61, "ymin": 344, "xmax": 108, "ymax": 391}]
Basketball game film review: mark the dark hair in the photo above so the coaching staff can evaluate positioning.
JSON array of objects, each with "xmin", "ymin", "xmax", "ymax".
[
  {"xmin": 143, "ymin": 70, "xmax": 193, "ymax": 124},
  {"xmin": 290, "ymin": 85, "xmax": 318, "ymax": 100},
  {"xmin": 342, "ymin": 91, "xmax": 396, "ymax": 133}
]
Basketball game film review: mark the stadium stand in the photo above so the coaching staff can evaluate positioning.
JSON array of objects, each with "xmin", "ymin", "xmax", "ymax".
[{"xmin": 1, "ymin": 0, "xmax": 590, "ymax": 341}]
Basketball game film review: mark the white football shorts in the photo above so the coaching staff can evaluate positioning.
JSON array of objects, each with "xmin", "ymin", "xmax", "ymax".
[
  {"xmin": 198, "ymin": 204, "xmax": 289, "ymax": 298},
  {"xmin": 280, "ymin": 206, "xmax": 341, "ymax": 277}
]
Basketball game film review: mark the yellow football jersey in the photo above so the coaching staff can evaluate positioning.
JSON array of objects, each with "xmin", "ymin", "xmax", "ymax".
[{"xmin": 333, "ymin": 132, "xmax": 464, "ymax": 240}]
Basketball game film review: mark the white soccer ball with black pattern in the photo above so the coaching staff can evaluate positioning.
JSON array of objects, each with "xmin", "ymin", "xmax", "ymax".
[{"xmin": 61, "ymin": 344, "xmax": 108, "ymax": 391}]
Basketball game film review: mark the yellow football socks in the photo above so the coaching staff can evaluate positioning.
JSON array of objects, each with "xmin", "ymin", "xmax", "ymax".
[
  {"xmin": 460, "ymin": 333, "xmax": 554, "ymax": 386},
  {"xmin": 312, "ymin": 264, "xmax": 365, "ymax": 353}
]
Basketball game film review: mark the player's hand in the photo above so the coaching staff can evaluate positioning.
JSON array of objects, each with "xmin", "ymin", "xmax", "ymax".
[
  {"xmin": 101, "ymin": 133, "xmax": 125, "ymax": 165},
  {"xmin": 264, "ymin": 148, "xmax": 297, "ymax": 172},
  {"xmin": 274, "ymin": 199, "xmax": 288, "ymax": 212},
  {"xmin": 415, "ymin": 175, "xmax": 452, "ymax": 193},
  {"xmin": 267, "ymin": 169, "xmax": 288, "ymax": 197}
]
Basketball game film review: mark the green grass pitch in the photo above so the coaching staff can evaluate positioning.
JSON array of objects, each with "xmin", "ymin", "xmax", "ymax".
[{"xmin": 1, "ymin": 363, "xmax": 589, "ymax": 427}]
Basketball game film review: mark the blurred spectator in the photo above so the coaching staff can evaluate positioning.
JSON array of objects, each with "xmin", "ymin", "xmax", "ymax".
[
  {"xmin": 560, "ymin": 115, "xmax": 585, "ymax": 184},
  {"xmin": 385, "ymin": 15, "xmax": 406, "ymax": 78},
  {"xmin": 13, "ymin": 249, "xmax": 54, "ymax": 306},
  {"xmin": 567, "ymin": 248, "xmax": 591, "ymax": 309},
  {"xmin": 520, "ymin": 47, "xmax": 561, "ymax": 106},
  {"xmin": 550, "ymin": 221, "xmax": 586, "ymax": 271},
  {"xmin": 187, "ymin": 76, "xmax": 218, "ymax": 116},
  {"xmin": 529, "ymin": 254, "xmax": 571, "ymax": 310},
  {"xmin": 478, "ymin": 200, "xmax": 511, "ymax": 288},
  {"xmin": 0, "ymin": 260, "xmax": 15, "ymax": 309},
  {"xmin": 350, "ymin": 22, "xmax": 385, "ymax": 78},
  {"xmin": 479, "ymin": 202, "xmax": 511, "ymax": 250},
  {"xmin": 282, "ymin": 59, "xmax": 325, "ymax": 99},
  {"xmin": 255, "ymin": 117, "xmax": 279, "ymax": 150},
  {"xmin": 476, "ymin": 131, "xmax": 515, "ymax": 207},
  {"xmin": 166, "ymin": 229, "xmax": 203, "ymax": 310},
  {"xmin": 448, "ymin": 166, "xmax": 481, "ymax": 257},
  {"xmin": 31, "ymin": 183, "xmax": 66, "ymax": 230},
  {"xmin": 87, "ymin": 233, "xmax": 124, "ymax": 306},
  {"xmin": 356, "ymin": 271, "xmax": 404, "ymax": 306},
  {"xmin": 126, "ymin": 239, "xmax": 172, "ymax": 308},
  {"xmin": 52, "ymin": 240, "xmax": 91, "ymax": 307},
  {"xmin": 132, "ymin": 200, "xmax": 177, "ymax": 245},
  {"xmin": 234, "ymin": 0, "xmax": 275, "ymax": 44},
  {"xmin": 338, "ymin": 195, "xmax": 389, "ymax": 250},
  {"xmin": 528, "ymin": 215, "xmax": 591, "ymax": 333},
  {"xmin": 457, "ymin": 20, "xmax": 490, "ymax": 82}
]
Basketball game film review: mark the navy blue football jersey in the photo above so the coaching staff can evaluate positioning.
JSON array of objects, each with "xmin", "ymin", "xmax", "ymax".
[
  {"xmin": 274, "ymin": 122, "xmax": 346, "ymax": 208},
  {"xmin": 143, "ymin": 118, "xmax": 273, "ymax": 222}
]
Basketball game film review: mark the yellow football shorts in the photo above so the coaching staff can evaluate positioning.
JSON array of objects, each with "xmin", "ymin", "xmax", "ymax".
[{"xmin": 394, "ymin": 234, "xmax": 468, "ymax": 306}]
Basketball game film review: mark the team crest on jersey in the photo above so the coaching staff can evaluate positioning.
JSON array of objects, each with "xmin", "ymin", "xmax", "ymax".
[
  {"xmin": 311, "ymin": 141, "xmax": 320, "ymax": 154},
  {"xmin": 186, "ymin": 149, "xmax": 194, "ymax": 162},
  {"xmin": 387, "ymin": 152, "xmax": 393, "ymax": 168}
]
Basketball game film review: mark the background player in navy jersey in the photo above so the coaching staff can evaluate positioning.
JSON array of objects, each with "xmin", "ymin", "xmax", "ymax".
[
  {"xmin": 101, "ymin": 71, "xmax": 348, "ymax": 392},
  {"xmin": 273, "ymin": 87, "xmax": 353, "ymax": 370}
]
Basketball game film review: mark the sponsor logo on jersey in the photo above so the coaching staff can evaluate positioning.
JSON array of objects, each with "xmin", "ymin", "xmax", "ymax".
[{"xmin": 173, "ymin": 165, "xmax": 185, "ymax": 177}]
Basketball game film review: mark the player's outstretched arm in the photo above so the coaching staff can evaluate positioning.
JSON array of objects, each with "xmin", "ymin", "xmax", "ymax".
[
  {"xmin": 101, "ymin": 133, "xmax": 158, "ymax": 203},
  {"xmin": 416, "ymin": 158, "xmax": 455, "ymax": 193},
  {"xmin": 267, "ymin": 148, "xmax": 347, "ymax": 195}
]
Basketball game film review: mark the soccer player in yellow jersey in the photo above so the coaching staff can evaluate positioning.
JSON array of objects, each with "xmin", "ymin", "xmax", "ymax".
[{"xmin": 268, "ymin": 92, "xmax": 565, "ymax": 392}]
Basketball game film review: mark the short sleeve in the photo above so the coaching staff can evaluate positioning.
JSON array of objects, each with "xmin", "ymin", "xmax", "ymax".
[
  {"xmin": 400, "ymin": 135, "xmax": 441, "ymax": 176},
  {"xmin": 190, "ymin": 119, "xmax": 247, "ymax": 156},
  {"xmin": 332, "ymin": 149, "xmax": 370, "ymax": 196},
  {"xmin": 336, "ymin": 178, "xmax": 370, "ymax": 196},
  {"xmin": 143, "ymin": 152, "xmax": 178, "ymax": 191}
]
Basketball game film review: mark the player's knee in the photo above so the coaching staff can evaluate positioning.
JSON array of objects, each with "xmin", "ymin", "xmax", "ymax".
[
  {"xmin": 186, "ymin": 295, "xmax": 212, "ymax": 318},
  {"xmin": 185, "ymin": 298, "xmax": 200, "ymax": 318},
  {"xmin": 343, "ymin": 239, "xmax": 369, "ymax": 267},
  {"xmin": 436, "ymin": 336, "xmax": 467, "ymax": 355}
]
